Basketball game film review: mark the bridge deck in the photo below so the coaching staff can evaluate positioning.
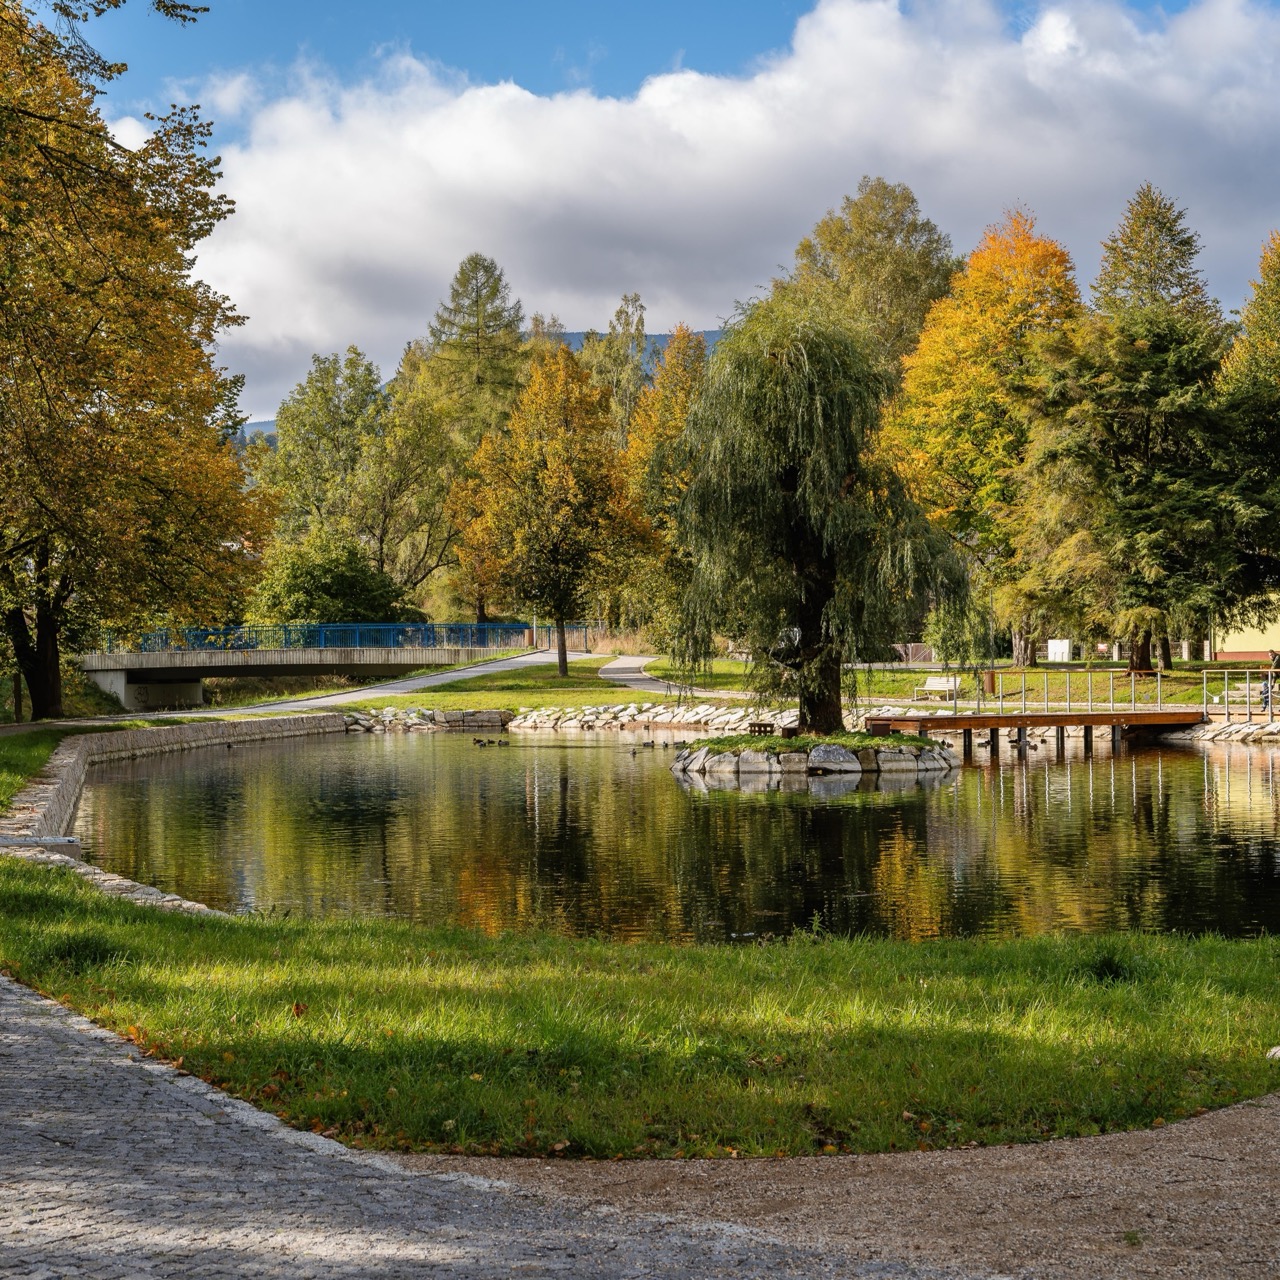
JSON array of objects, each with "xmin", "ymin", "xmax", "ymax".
[{"xmin": 867, "ymin": 709, "xmax": 1205, "ymax": 736}]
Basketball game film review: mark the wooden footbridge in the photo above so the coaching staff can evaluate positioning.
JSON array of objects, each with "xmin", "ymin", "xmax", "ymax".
[{"xmin": 865, "ymin": 708, "xmax": 1206, "ymax": 757}]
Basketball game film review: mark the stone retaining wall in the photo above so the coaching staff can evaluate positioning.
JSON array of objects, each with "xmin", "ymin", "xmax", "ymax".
[
  {"xmin": 343, "ymin": 708, "xmax": 514, "ymax": 733},
  {"xmin": 508, "ymin": 702, "xmax": 800, "ymax": 734},
  {"xmin": 672, "ymin": 740, "xmax": 959, "ymax": 785}
]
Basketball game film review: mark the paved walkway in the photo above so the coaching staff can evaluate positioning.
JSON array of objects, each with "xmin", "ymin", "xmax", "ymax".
[
  {"xmin": 0, "ymin": 975, "xmax": 937, "ymax": 1280},
  {"xmin": 597, "ymin": 656, "xmax": 749, "ymax": 701}
]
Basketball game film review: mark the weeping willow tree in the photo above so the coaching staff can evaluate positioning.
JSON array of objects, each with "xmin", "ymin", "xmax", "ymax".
[{"xmin": 676, "ymin": 298, "xmax": 964, "ymax": 733}]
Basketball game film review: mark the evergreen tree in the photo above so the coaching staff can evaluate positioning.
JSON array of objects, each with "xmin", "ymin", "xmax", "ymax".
[
  {"xmin": 1093, "ymin": 183, "xmax": 1218, "ymax": 318},
  {"xmin": 426, "ymin": 252, "xmax": 525, "ymax": 446},
  {"xmin": 782, "ymin": 176, "xmax": 959, "ymax": 386},
  {"xmin": 1016, "ymin": 305, "xmax": 1280, "ymax": 669},
  {"xmin": 677, "ymin": 296, "xmax": 962, "ymax": 733}
]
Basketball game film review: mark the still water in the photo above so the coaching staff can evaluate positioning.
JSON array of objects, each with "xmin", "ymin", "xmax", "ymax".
[{"xmin": 72, "ymin": 732, "xmax": 1280, "ymax": 942}]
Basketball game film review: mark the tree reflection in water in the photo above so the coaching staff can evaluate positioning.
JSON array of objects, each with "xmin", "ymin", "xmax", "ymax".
[{"xmin": 73, "ymin": 735, "xmax": 1280, "ymax": 941}]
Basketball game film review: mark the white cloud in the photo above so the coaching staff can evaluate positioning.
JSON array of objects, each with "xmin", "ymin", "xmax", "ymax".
[{"xmin": 192, "ymin": 0, "xmax": 1280, "ymax": 417}]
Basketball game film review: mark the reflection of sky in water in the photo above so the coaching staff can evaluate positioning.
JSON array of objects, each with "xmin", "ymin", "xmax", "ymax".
[{"xmin": 73, "ymin": 734, "xmax": 1280, "ymax": 943}]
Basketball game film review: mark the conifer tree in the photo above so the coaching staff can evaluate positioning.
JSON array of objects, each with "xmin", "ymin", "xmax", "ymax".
[
  {"xmin": 426, "ymin": 252, "xmax": 526, "ymax": 447},
  {"xmin": 1093, "ymin": 183, "xmax": 1218, "ymax": 317}
]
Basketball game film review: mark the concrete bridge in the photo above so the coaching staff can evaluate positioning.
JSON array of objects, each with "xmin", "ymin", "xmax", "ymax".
[{"xmin": 79, "ymin": 623, "xmax": 579, "ymax": 711}]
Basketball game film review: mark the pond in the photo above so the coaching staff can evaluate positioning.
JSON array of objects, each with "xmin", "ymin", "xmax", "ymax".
[{"xmin": 72, "ymin": 731, "xmax": 1280, "ymax": 942}]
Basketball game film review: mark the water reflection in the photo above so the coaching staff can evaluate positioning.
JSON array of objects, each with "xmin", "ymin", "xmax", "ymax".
[{"xmin": 72, "ymin": 734, "xmax": 1280, "ymax": 941}]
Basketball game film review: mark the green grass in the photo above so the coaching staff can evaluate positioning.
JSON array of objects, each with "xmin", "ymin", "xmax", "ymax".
[
  {"xmin": 646, "ymin": 658, "xmax": 754, "ymax": 692},
  {"xmin": 3, "ymin": 857, "xmax": 1278, "ymax": 1159},
  {"xmin": 0, "ymin": 729, "xmax": 68, "ymax": 813},
  {"xmin": 348, "ymin": 658, "xmax": 689, "ymax": 715},
  {"xmin": 696, "ymin": 730, "xmax": 934, "ymax": 754}
]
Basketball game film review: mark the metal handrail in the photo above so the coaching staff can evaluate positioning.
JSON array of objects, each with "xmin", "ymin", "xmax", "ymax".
[
  {"xmin": 94, "ymin": 621, "xmax": 581, "ymax": 655},
  {"xmin": 912, "ymin": 667, "xmax": 1280, "ymax": 720}
]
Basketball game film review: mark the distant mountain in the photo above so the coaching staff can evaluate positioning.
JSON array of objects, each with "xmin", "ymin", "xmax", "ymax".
[{"xmin": 560, "ymin": 330, "xmax": 722, "ymax": 359}]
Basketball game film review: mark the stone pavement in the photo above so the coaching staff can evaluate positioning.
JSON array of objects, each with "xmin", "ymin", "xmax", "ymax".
[{"xmin": 0, "ymin": 976, "xmax": 952, "ymax": 1280}]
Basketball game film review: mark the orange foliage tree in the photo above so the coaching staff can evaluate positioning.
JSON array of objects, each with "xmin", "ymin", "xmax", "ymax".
[
  {"xmin": 883, "ymin": 209, "xmax": 1081, "ymax": 664},
  {"xmin": 452, "ymin": 346, "xmax": 631, "ymax": 675},
  {"xmin": 0, "ymin": 5, "xmax": 269, "ymax": 717}
]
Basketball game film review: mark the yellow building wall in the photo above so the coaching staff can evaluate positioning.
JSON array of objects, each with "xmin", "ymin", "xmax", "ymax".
[{"xmin": 1215, "ymin": 617, "xmax": 1280, "ymax": 660}]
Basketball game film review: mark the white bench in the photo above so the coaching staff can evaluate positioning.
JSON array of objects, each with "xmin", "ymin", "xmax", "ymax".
[{"xmin": 915, "ymin": 675, "xmax": 960, "ymax": 700}]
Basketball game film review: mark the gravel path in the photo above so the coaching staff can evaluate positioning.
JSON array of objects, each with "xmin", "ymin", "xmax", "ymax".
[
  {"xmin": 400, "ymin": 1099, "xmax": 1280, "ymax": 1279},
  {"xmin": 0, "ymin": 975, "xmax": 950, "ymax": 1280}
]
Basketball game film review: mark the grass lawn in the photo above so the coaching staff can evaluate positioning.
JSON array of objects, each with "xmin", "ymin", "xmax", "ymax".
[
  {"xmin": 347, "ymin": 658, "xmax": 689, "ymax": 715},
  {"xmin": 2, "ymin": 858, "xmax": 1278, "ymax": 1159}
]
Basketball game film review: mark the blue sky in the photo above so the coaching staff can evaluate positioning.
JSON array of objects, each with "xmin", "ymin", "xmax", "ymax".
[
  {"xmin": 89, "ymin": 1, "xmax": 812, "ymax": 122},
  {"xmin": 62, "ymin": 0, "xmax": 1280, "ymax": 419}
]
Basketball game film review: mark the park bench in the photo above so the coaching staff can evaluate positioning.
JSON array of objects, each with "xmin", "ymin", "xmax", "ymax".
[{"xmin": 914, "ymin": 675, "xmax": 960, "ymax": 701}]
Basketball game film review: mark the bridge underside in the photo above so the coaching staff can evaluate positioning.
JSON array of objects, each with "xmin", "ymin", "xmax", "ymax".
[{"xmin": 80, "ymin": 646, "xmax": 504, "ymax": 710}]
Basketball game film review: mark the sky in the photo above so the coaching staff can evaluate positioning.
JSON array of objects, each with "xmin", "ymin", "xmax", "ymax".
[{"xmin": 68, "ymin": 0, "xmax": 1280, "ymax": 419}]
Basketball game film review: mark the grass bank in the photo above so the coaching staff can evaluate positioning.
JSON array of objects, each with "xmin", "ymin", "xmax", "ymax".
[
  {"xmin": 349, "ymin": 658, "xmax": 684, "ymax": 715},
  {"xmin": 3, "ymin": 858, "xmax": 1277, "ymax": 1159}
]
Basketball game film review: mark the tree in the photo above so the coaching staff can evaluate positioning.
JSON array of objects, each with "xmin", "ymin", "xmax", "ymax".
[
  {"xmin": 1218, "ymin": 230, "xmax": 1280, "ymax": 402},
  {"xmin": 1006, "ymin": 188, "xmax": 1262, "ymax": 672},
  {"xmin": 252, "ymin": 346, "xmax": 457, "ymax": 596},
  {"xmin": 1093, "ymin": 182, "xmax": 1218, "ymax": 318},
  {"xmin": 580, "ymin": 292, "xmax": 649, "ymax": 445},
  {"xmin": 882, "ymin": 209, "xmax": 1081, "ymax": 664},
  {"xmin": 455, "ymin": 346, "xmax": 626, "ymax": 676},
  {"xmin": 781, "ymin": 175, "xmax": 959, "ymax": 386},
  {"xmin": 427, "ymin": 252, "xmax": 526, "ymax": 448},
  {"xmin": 253, "ymin": 348, "xmax": 384, "ymax": 536},
  {"xmin": 617, "ymin": 325, "xmax": 707, "ymax": 642},
  {"xmin": 246, "ymin": 530, "xmax": 415, "ymax": 624},
  {"xmin": 676, "ymin": 296, "xmax": 962, "ymax": 733},
  {"xmin": 1016, "ymin": 305, "xmax": 1280, "ymax": 670},
  {"xmin": 0, "ymin": 4, "xmax": 268, "ymax": 718}
]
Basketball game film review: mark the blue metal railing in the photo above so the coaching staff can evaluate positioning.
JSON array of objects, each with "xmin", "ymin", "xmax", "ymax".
[{"xmin": 100, "ymin": 622, "xmax": 537, "ymax": 655}]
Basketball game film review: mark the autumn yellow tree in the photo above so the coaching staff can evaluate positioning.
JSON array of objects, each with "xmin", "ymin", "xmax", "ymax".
[
  {"xmin": 0, "ymin": 3, "xmax": 268, "ymax": 717},
  {"xmin": 606, "ymin": 324, "xmax": 708, "ymax": 641},
  {"xmin": 884, "ymin": 209, "xmax": 1081, "ymax": 663},
  {"xmin": 453, "ymin": 346, "xmax": 628, "ymax": 675}
]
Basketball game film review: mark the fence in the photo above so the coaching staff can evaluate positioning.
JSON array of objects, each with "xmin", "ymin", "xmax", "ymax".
[{"xmin": 98, "ymin": 623, "xmax": 539, "ymax": 654}]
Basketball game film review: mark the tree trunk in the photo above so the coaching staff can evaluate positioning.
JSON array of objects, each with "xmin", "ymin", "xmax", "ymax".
[
  {"xmin": 1158, "ymin": 634, "xmax": 1174, "ymax": 671},
  {"xmin": 475, "ymin": 590, "xmax": 489, "ymax": 626},
  {"xmin": 1129, "ymin": 629, "xmax": 1153, "ymax": 673},
  {"xmin": 4, "ymin": 602, "xmax": 63, "ymax": 720},
  {"xmin": 798, "ymin": 648, "xmax": 844, "ymax": 734},
  {"xmin": 1011, "ymin": 628, "xmax": 1037, "ymax": 668},
  {"xmin": 555, "ymin": 617, "xmax": 568, "ymax": 678},
  {"xmin": 12, "ymin": 668, "xmax": 22, "ymax": 723}
]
